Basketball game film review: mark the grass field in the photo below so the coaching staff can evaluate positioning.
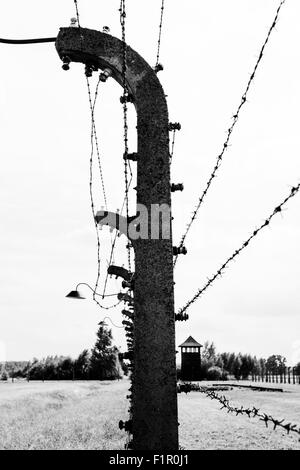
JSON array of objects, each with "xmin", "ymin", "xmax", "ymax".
[{"xmin": 0, "ymin": 379, "xmax": 299, "ymax": 450}]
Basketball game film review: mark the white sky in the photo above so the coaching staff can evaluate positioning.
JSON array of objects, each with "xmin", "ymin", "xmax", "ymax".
[{"xmin": 0, "ymin": 0, "xmax": 299, "ymax": 364}]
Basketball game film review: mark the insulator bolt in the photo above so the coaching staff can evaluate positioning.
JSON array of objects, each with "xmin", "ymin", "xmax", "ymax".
[
  {"xmin": 103, "ymin": 26, "xmax": 110, "ymax": 34},
  {"xmin": 123, "ymin": 152, "xmax": 138, "ymax": 162},
  {"xmin": 122, "ymin": 280, "xmax": 134, "ymax": 290},
  {"xmin": 100, "ymin": 68, "xmax": 113, "ymax": 82},
  {"xmin": 62, "ymin": 56, "xmax": 71, "ymax": 71},
  {"xmin": 175, "ymin": 313, "xmax": 189, "ymax": 321},
  {"xmin": 126, "ymin": 440, "xmax": 133, "ymax": 450},
  {"xmin": 171, "ymin": 183, "xmax": 184, "ymax": 192},
  {"xmin": 120, "ymin": 93, "xmax": 134, "ymax": 104},
  {"xmin": 173, "ymin": 246, "xmax": 187, "ymax": 255},
  {"xmin": 70, "ymin": 18, "xmax": 78, "ymax": 27},
  {"xmin": 85, "ymin": 65, "xmax": 93, "ymax": 78},
  {"xmin": 168, "ymin": 122, "xmax": 181, "ymax": 131},
  {"xmin": 154, "ymin": 63, "xmax": 164, "ymax": 73}
]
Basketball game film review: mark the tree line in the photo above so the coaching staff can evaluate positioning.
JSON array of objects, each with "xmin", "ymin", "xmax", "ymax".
[
  {"xmin": 0, "ymin": 322, "xmax": 126, "ymax": 381},
  {"xmin": 2, "ymin": 333, "xmax": 300, "ymax": 382},
  {"xmin": 197, "ymin": 341, "xmax": 300, "ymax": 380}
]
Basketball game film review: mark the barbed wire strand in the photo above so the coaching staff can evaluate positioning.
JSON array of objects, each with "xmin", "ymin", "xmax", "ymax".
[
  {"xmin": 73, "ymin": 0, "xmax": 81, "ymax": 28},
  {"xmin": 119, "ymin": 0, "xmax": 132, "ymax": 272},
  {"xmin": 86, "ymin": 77, "xmax": 108, "ymax": 209},
  {"xmin": 177, "ymin": 183, "xmax": 300, "ymax": 316},
  {"xmin": 155, "ymin": 0, "xmax": 165, "ymax": 68},
  {"xmin": 87, "ymin": 75, "xmax": 116, "ymax": 257},
  {"xmin": 170, "ymin": 129, "xmax": 176, "ymax": 162},
  {"xmin": 73, "ymin": 1, "xmax": 118, "ymax": 311},
  {"xmin": 101, "ymin": 175, "xmax": 133, "ymax": 298},
  {"xmin": 174, "ymin": 0, "xmax": 287, "ymax": 267},
  {"xmin": 199, "ymin": 387, "xmax": 300, "ymax": 438},
  {"xmin": 100, "ymin": 1, "xmax": 134, "ymax": 299},
  {"xmin": 103, "ymin": 316, "xmax": 124, "ymax": 329}
]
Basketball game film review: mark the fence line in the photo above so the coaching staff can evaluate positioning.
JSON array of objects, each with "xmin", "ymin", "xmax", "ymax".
[{"xmin": 251, "ymin": 367, "xmax": 300, "ymax": 385}]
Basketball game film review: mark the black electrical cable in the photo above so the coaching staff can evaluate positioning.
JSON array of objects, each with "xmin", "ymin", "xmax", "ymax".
[{"xmin": 0, "ymin": 37, "xmax": 56, "ymax": 45}]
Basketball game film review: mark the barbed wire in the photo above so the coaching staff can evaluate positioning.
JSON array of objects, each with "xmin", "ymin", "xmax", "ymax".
[
  {"xmin": 102, "ymin": 316, "xmax": 124, "ymax": 329},
  {"xmin": 73, "ymin": 1, "xmax": 100, "ymax": 307},
  {"xmin": 73, "ymin": 0, "xmax": 81, "ymax": 28},
  {"xmin": 155, "ymin": 0, "xmax": 165, "ymax": 68},
  {"xmin": 101, "ymin": 176, "xmax": 133, "ymax": 298},
  {"xmin": 86, "ymin": 76, "xmax": 108, "ymax": 209},
  {"xmin": 170, "ymin": 129, "xmax": 176, "ymax": 162},
  {"xmin": 119, "ymin": 0, "xmax": 132, "ymax": 272},
  {"xmin": 174, "ymin": 0, "xmax": 287, "ymax": 267},
  {"xmin": 199, "ymin": 387, "xmax": 300, "ymax": 439},
  {"xmin": 177, "ymin": 183, "xmax": 300, "ymax": 316},
  {"xmin": 73, "ymin": 0, "xmax": 119, "ymax": 312}
]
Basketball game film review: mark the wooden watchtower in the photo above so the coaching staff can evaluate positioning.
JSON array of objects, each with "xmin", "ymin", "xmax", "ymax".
[{"xmin": 179, "ymin": 336, "xmax": 202, "ymax": 381}]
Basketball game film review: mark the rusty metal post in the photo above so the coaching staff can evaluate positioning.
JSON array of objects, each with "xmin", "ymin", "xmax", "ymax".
[{"xmin": 56, "ymin": 27, "xmax": 178, "ymax": 450}]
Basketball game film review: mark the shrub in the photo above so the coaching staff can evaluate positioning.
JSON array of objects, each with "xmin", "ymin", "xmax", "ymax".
[
  {"xmin": 221, "ymin": 369, "xmax": 229, "ymax": 381},
  {"xmin": 206, "ymin": 366, "xmax": 223, "ymax": 380},
  {"xmin": 0, "ymin": 370, "xmax": 8, "ymax": 381}
]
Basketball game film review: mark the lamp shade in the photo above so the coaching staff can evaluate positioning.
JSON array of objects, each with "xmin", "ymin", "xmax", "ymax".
[{"xmin": 66, "ymin": 290, "xmax": 86, "ymax": 299}]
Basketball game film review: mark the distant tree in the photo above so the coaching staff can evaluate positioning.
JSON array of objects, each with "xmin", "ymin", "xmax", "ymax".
[
  {"xmin": 202, "ymin": 341, "xmax": 217, "ymax": 363},
  {"xmin": 0, "ymin": 370, "xmax": 8, "ymax": 381},
  {"xmin": 220, "ymin": 352, "xmax": 237, "ymax": 376},
  {"xmin": 215, "ymin": 355, "xmax": 224, "ymax": 370},
  {"xmin": 266, "ymin": 355, "xmax": 286, "ymax": 374},
  {"xmin": 295, "ymin": 362, "xmax": 300, "ymax": 375},
  {"xmin": 253, "ymin": 356, "xmax": 262, "ymax": 376},
  {"xmin": 219, "ymin": 352, "xmax": 234, "ymax": 375},
  {"xmin": 259, "ymin": 358, "xmax": 266, "ymax": 376},
  {"xmin": 232, "ymin": 355, "xmax": 242, "ymax": 380},
  {"xmin": 59, "ymin": 356, "xmax": 74, "ymax": 380},
  {"xmin": 44, "ymin": 356, "xmax": 56, "ymax": 380},
  {"xmin": 90, "ymin": 322, "xmax": 120, "ymax": 380},
  {"xmin": 75, "ymin": 349, "xmax": 91, "ymax": 379},
  {"xmin": 240, "ymin": 354, "xmax": 255, "ymax": 379}
]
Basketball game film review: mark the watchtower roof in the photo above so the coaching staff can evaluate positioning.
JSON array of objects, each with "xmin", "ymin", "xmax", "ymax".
[{"xmin": 179, "ymin": 336, "xmax": 202, "ymax": 348}]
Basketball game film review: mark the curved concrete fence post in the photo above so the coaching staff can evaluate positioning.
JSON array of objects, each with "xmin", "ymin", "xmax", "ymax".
[{"xmin": 56, "ymin": 27, "xmax": 178, "ymax": 450}]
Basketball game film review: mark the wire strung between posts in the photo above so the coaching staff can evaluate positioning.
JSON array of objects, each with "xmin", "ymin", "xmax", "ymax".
[
  {"xmin": 87, "ymin": 91, "xmax": 114, "ymax": 310},
  {"xmin": 73, "ymin": 0, "xmax": 117, "ymax": 311},
  {"xmin": 86, "ymin": 73, "xmax": 119, "ymax": 310},
  {"xmin": 101, "ymin": 175, "xmax": 133, "ymax": 298},
  {"xmin": 198, "ymin": 387, "xmax": 300, "ymax": 438},
  {"xmin": 86, "ymin": 76, "xmax": 108, "ymax": 209},
  {"xmin": 119, "ymin": 0, "xmax": 132, "ymax": 272},
  {"xmin": 174, "ymin": 0, "xmax": 287, "ymax": 267},
  {"xmin": 73, "ymin": 0, "xmax": 81, "ymax": 28},
  {"xmin": 177, "ymin": 183, "xmax": 300, "ymax": 316},
  {"xmin": 170, "ymin": 129, "xmax": 176, "ymax": 162},
  {"xmin": 155, "ymin": 0, "xmax": 165, "ymax": 67},
  {"xmin": 103, "ymin": 316, "xmax": 124, "ymax": 329},
  {"xmin": 85, "ymin": 64, "xmax": 106, "ymax": 309}
]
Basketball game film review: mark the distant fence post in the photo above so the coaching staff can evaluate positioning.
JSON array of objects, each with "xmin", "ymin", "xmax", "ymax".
[{"xmin": 292, "ymin": 367, "xmax": 295, "ymax": 385}]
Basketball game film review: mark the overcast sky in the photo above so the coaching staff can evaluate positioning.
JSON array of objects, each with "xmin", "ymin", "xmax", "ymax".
[{"xmin": 0, "ymin": 0, "xmax": 300, "ymax": 364}]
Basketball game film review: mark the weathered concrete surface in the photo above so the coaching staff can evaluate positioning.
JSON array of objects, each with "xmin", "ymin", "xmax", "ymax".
[{"xmin": 56, "ymin": 27, "xmax": 178, "ymax": 450}]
